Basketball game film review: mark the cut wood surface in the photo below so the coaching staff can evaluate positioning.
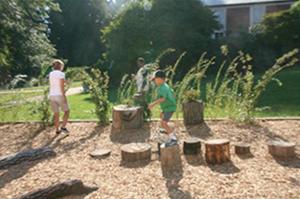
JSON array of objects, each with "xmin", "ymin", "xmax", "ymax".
[
  {"xmin": 0, "ymin": 147, "xmax": 56, "ymax": 170},
  {"xmin": 182, "ymin": 101, "xmax": 204, "ymax": 125},
  {"xmin": 121, "ymin": 143, "xmax": 151, "ymax": 162},
  {"xmin": 90, "ymin": 149, "xmax": 111, "ymax": 158},
  {"xmin": 160, "ymin": 144, "xmax": 181, "ymax": 168},
  {"xmin": 183, "ymin": 137, "xmax": 201, "ymax": 155},
  {"xmin": 235, "ymin": 143, "xmax": 251, "ymax": 155},
  {"xmin": 14, "ymin": 179, "xmax": 98, "ymax": 199},
  {"xmin": 268, "ymin": 141, "xmax": 295, "ymax": 158},
  {"xmin": 112, "ymin": 105, "xmax": 143, "ymax": 130},
  {"xmin": 205, "ymin": 139, "xmax": 230, "ymax": 165}
]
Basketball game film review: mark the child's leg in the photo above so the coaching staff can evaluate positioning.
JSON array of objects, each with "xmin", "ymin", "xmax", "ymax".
[
  {"xmin": 161, "ymin": 112, "xmax": 177, "ymax": 140},
  {"xmin": 161, "ymin": 120, "xmax": 172, "ymax": 134},
  {"xmin": 54, "ymin": 112, "xmax": 60, "ymax": 132},
  {"xmin": 62, "ymin": 110, "xmax": 70, "ymax": 128}
]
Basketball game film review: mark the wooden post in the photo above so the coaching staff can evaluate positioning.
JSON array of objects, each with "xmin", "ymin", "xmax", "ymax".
[
  {"xmin": 235, "ymin": 143, "xmax": 251, "ymax": 155},
  {"xmin": 112, "ymin": 105, "xmax": 143, "ymax": 130},
  {"xmin": 121, "ymin": 143, "xmax": 151, "ymax": 162},
  {"xmin": 205, "ymin": 139, "xmax": 230, "ymax": 165},
  {"xmin": 268, "ymin": 141, "xmax": 295, "ymax": 158},
  {"xmin": 157, "ymin": 139, "xmax": 168, "ymax": 156},
  {"xmin": 182, "ymin": 100, "xmax": 204, "ymax": 125},
  {"xmin": 14, "ymin": 179, "xmax": 98, "ymax": 199},
  {"xmin": 183, "ymin": 137, "xmax": 201, "ymax": 155},
  {"xmin": 0, "ymin": 147, "xmax": 56, "ymax": 170},
  {"xmin": 160, "ymin": 144, "xmax": 181, "ymax": 168}
]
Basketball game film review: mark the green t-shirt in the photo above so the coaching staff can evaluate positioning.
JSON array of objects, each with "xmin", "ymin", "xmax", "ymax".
[{"xmin": 158, "ymin": 83, "xmax": 177, "ymax": 112}]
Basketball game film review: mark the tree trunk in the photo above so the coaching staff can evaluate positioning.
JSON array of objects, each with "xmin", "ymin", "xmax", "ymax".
[
  {"xmin": 205, "ymin": 139, "xmax": 230, "ymax": 165},
  {"xmin": 235, "ymin": 143, "xmax": 251, "ymax": 155},
  {"xmin": 14, "ymin": 179, "xmax": 98, "ymax": 199},
  {"xmin": 184, "ymin": 137, "xmax": 201, "ymax": 155},
  {"xmin": 0, "ymin": 147, "xmax": 56, "ymax": 170},
  {"xmin": 160, "ymin": 144, "xmax": 181, "ymax": 168},
  {"xmin": 268, "ymin": 141, "xmax": 295, "ymax": 158},
  {"xmin": 182, "ymin": 100, "xmax": 204, "ymax": 126},
  {"xmin": 112, "ymin": 105, "xmax": 143, "ymax": 130},
  {"xmin": 121, "ymin": 143, "xmax": 151, "ymax": 162}
]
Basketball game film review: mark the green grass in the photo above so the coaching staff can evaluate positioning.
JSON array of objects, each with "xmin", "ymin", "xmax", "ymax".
[
  {"xmin": 0, "ymin": 92, "xmax": 43, "ymax": 104},
  {"xmin": 0, "ymin": 67, "xmax": 299, "ymax": 122}
]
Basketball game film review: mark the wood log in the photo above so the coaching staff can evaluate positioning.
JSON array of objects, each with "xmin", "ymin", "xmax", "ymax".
[
  {"xmin": 90, "ymin": 149, "xmax": 111, "ymax": 158},
  {"xmin": 205, "ymin": 139, "xmax": 230, "ymax": 165},
  {"xmin": 112, "ymin": 105, "xmax": 143, "ymax": 130},
  {"xmin": 0, "ymin": 147, "xmax": 56, "ymax": 170},
  {"xmin": 182, "ymin": 100, "xmax": 204, "ymax": 126},
  {"xmin": 160, "ymin": 144, "xmax": 181, "ymax": 168},
  {"xmin": 157, "ymin": 138, "xmax": 168, "ymax": 156},
  {"xmin": 184, "ymin": 137, "xmax": 201, "ymax": 155},
  {"xmin": 121, "ymin": 143, "xmax": 151, "ymax": 162},
  {"xmin": 235, "ymin": 143, "xmax": 251, "ymax": 155},
  {"xmin": 268, "ymin": 141, "xmax": 295, "ymax": 158},
  {"xmin": 14, "ymin": 179, "xmax": 98, "ymax": 199}
]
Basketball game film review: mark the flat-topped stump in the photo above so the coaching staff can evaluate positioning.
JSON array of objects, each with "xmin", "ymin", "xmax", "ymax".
[
  {"xmin": 205, "ymin": 139, "xmax": 230, "ymax": 165},
  {"xmin": 90, "ymin": 149, "xmax": 111, "ymax": 158},
  {"xmin": 184, "ymin": 137, "xmax": 201, "ymax": 155},
  {"xmin": 121, "ymin": 143, "xmax": 151, "ymax": 162},
  {"xmin": 268, "ymin": 141, "xmax": 295, "ymax": 158},
  {"xmin": 160, "ymin": 144, "xmax": 181, "ymax": 168},
  {"xmin": 157, "ymin": 138, "xmax": 168, "ymax": 156},
  {"xmin": 113, "ymin": 105, "xmax": 143, "ymax": 130},
  {"xmin": 235, "ymin": 143, "xmax": 251, "ymax": 155}
]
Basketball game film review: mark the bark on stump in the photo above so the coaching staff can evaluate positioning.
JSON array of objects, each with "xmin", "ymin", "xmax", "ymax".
[
  {"xmin": 0, "ymin": 147, "xmax": 56, "ymax": 170},
  {"xmin": 205, "ymin": 139, "xmax": 230, "ymax": 165},
  {"xmin": 182, "ymin": 100, "xmax": 204, "ymax": 125},
  {"xmin": 268, "ymin": 141, "xmax": 295, "ymax": 158},
  {"xmin": 14, "ymin": 179, "xmax": 98, "ymax": 199},
  {"xmin": 235, "ymin": 143, "xmax": 251, "ymax": 155},
  {"xmin": 121, "ymin": 143, "xmax": 151, "ymax": 162},
  {"xmin": 157, "ymin": 138, "xmax": 168, "ymax": 156},
  {"xmin": 160, "ymin": 144, "xmax": 181, "ymax": 168},
  {"xmin": 184, "ymin": 137, "xmax": 201, "ymax": 155},
  {"xmin": 113, "ymin": 105, "xmax": 143, "ymax": 130}
]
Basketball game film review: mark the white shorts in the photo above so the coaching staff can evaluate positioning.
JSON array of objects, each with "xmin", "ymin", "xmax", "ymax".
[{"xmin": 49, "ymin": 96, "xmax": 70, "ymax": 113}]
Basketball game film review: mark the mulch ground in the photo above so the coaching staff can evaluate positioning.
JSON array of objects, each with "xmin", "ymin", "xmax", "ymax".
[{"xmin": 0, "ymin": 120, "xmax": 299, "ymax": 199}]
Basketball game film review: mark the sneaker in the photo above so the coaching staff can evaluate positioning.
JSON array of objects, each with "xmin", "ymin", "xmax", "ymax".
[
  {"xmin": 60, "ymin": 127, "xmax": 69, "ymax": 134},
  {"xmin": 165, "ymin": 139, "xmax": 178, "ymax": 147},
  {"xmin": 159, "ymin": 129, "xmax": 168, "ymax": 135},
  {"xmin": 56, "ymin": 131, "xmax": 61, "ymax": 135}
]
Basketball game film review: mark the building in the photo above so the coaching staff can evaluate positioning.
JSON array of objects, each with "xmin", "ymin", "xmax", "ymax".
[{"xmin": 201, "ymin": 0, "xmax": 297, "ymax": 37}]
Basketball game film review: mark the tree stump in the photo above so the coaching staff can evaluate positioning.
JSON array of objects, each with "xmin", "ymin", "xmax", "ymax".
[
  {"xmin": 235, "ymin": 143, "xmax": 251, "ymax": 155},
  {"xmin": 184, "ymin": 137, "xmax": 201, "ymax": 155},
  {"xmin": 134, "ymin": 93, "xmax": 143, "ymax": 106},
  {"xmin": 157, "ymin": 138, "xmax": 168, "ymax": 156},
  {"xmin": 14, "ymin": 179, "xmax": 98, "ymax": 199},
  {"xmin": 182, "ymin": 100, "xmax": 204, "ymax": 125},
  {"xmin": 0, "ymin": 147, "xmax": 56, "ymax": 170},
  {"xmin": 205, "ymin": 139, "xmax": 230, "ymax": 165},
  {"xmin": 121, "ymin": 143, "xmax": 151, "ymax": 162},
  {"xmin": 113, "ymin": 105, "xmax": 143, "ymax": 130},
  {"xmin": 160, "ymin": 144, "xmax": 181, "ymax": 168},
  {"xmin": 90, "ymin": 149, "xmax": 111, "ymax": 158},
  {"xmin": 268, "ymin": 141, "xmax": 295, "ymax": 158}
]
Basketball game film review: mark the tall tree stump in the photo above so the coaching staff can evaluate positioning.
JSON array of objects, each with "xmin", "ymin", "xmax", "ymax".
[
  {"xmin": 205, "ymin": 139, "xmax": 230, "ymax": 165},
  {"xmin": 184, "ymin": 137, "xmax": 201, "ymax": 155},
  {"xmin": 14, "ymin": 179, "xmax": 98, "ymax": 199},
  {"xmin": 235, "ymin": 143, "xmax": 251, "ymax": 155},
  {"xmin": 160, "ymin": 144, "xmax": 181, "ymax": 168},
  {"xmin": 182, "ymin": 100, "xmax": 204, "ymax": 125},
  {"xmin": 0, "ymin": 147, "xmax": 56, "ymax": 170},
  {"xmin": 268, "ymin": 141, "xmax": 295, "ymax": 158},
  {"xmin": 121, "ymin": 143, "xmax": 151, "ymax": 162},
  {"xmin": 113, "ymin": 105, "xmax": 143, "ymax": 130},
  {"xmin": 157, "ymin": 138, "xmax": 168, "ymax": 156}
]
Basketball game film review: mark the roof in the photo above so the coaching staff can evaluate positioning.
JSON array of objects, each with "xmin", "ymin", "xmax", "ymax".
[{"xmin": 201, "ymin": 0, "xmax": 295, "ymax": 7}]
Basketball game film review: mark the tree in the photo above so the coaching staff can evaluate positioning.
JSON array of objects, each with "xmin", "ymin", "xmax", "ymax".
[
  {"xmin": 0, "ymin": 0, "xmax": 59, "ymax": 86},
  {"xmin": 102, "ymin": 0, "xmax": 220, "ymax": 83},
  {"xmin": 49, "ymin": 0, "xmax": 108, "ymax": 66}
]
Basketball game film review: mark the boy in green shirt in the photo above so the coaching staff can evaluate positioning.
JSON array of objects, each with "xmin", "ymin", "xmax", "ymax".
[{"xmin": 148, "ymin": 70, "xmax": 178, "ymax": 147}]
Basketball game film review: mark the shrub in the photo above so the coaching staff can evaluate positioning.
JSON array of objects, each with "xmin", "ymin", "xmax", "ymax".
[{"xmin": 185, "ymin": 89, "xmax": 200, "ymax": 102}]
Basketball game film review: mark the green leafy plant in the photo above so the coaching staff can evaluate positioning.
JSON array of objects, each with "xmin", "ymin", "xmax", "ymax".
[
  {"xmin": 185, "ymin": 89, "xmax": 200, "ymax": 102},
  {"xmin": 83, "ymin": 69, "xmax": 110, "ymax": 125}
]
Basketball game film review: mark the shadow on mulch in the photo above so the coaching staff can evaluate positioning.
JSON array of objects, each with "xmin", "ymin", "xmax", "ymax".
[
  {"xmin": 109, "ymin": 123, "xmax": 151, "ymax": 144},
  {"xmin": 162, "ymin": 164, "xmax": 192, "ymax": 199},
  {"xmin": 184, "ymin": 122, "xmax": 213, "ymax": 140},
  {"xmin": 236, "ymin": 152, "xmax": 255, "ymax": 160},
  {"xmin": 120, "ymin": 159, "xmax": 150, "ymax": 169},
  {"xmin": 208, "ymin": 161, "xmax": 240, "ymax": 174},
  {"xmin": 273, "ymin": 155, "xmax": 300, "ymax": 169},
  {"xmin": 184, "ymin": 154, "xmax": 205, "ymax": 166}
]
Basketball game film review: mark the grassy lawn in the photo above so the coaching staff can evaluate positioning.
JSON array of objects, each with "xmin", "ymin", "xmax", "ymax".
[{"xmin": 0, "ymin": 67, "xmax": 299, "ymax": 122}]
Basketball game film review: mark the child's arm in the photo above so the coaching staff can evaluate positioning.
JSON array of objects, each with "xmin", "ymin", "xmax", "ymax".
[{"xmin": 148, "ymin": 98, "xmax": 165, "ymax": 110}]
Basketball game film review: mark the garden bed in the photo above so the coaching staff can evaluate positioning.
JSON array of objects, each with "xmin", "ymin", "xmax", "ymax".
[{"xmin": 0, "ymin": 120, "xmax": 299, "ymax": 199}]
